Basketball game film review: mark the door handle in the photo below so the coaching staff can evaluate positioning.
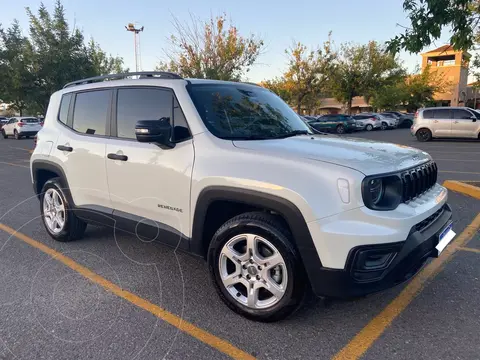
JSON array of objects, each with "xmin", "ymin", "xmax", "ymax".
[
  {"xmin": 57, "ymin": 145, "xmax": 73, "ymax": 152},
  {"xmin": 454, "ymin": 121, "xmax": 459, "ymax": 124},
  {"xmin": 107, "ymin": 153, "xmax": 128, "ymax": 161},
  {"xmin": 433, "ymin": 120, "xmax": 439, "ymax": 123}
]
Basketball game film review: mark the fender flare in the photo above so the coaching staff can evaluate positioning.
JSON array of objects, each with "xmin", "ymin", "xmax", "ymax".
[
  {"xmin": 191, "ymin": 186, "xmax": 323, "ymax": 283},
  {"xmin": 31, "ymin": 159, "xmax": 74, "ymax": 204}
]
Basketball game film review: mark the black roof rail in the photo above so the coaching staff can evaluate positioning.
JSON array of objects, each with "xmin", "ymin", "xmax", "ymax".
[{"xmin": 63, "ymin": 72, "xmax": 183, "ymax": 88}]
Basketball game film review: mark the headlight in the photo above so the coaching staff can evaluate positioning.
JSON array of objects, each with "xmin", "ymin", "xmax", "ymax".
[{"xmin": 362, "ymin": 175, "xmax": 403, "ymax": 210}]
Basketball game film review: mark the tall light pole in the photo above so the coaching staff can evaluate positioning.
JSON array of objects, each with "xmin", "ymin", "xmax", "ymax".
[{"xmin": 125, "ymin": 23, "xmax": 144, "ymax": 72}]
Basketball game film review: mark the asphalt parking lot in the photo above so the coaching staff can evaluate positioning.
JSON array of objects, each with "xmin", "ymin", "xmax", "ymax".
[{"xmin": 0, "ymin": 128, "xmax": 478, "ymax": 360}]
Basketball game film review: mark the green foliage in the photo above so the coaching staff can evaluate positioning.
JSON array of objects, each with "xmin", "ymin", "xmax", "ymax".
[
  {"xmin": 0, "ymin": 21, "xmax": 35, "ymax": 115},
  {"xmin": 157, "ymin": 14, "xmax": 264, "ymax": 81},
  {"xmin": 0, "ymin": 0, "xmax": 126, "ymax": 115},
  {"xmin": 329, "ymin": 41, "xmax": 403, "ymax": 114},
  {"xmin": 388, "ymin": 0, "xmax": 480, "ymax": 53},
  {"xmin": 283, "ymin": 39, "xmax": 336, "ymax": 113}
]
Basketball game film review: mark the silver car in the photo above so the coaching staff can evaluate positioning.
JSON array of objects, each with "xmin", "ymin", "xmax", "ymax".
[{"xmin": 412, "ymin": 107, "xmax": 480, "ymax": 141}]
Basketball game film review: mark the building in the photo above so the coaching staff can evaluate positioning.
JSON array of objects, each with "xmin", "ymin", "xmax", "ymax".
[{"xmin": 421, "ymin": 45, "xmax": 470, "ymax": 106}]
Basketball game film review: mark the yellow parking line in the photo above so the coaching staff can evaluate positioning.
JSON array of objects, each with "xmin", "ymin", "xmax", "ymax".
[
  {"xmin": 0, "ymin": 223, "xmax": 255, "ymax": 360},
  {"xmin": 332, "ymin": 213, "xmax": 480, "ymax": 360},
  {"xmin": 438, "ymin": 170, "xmax": 480, "ymax": 175},
  {"xmin": 444, "ymin": 180, "xmax": 480, "ymax": 200},
  {"xmin": 0, "ymin": 161, "xmax": 29, "ymax": 169},
  {"xmin": 436, "ymin": 158, "xmax": 480, "ymax": 162},
  {"xmin": 457, "ymin": 246, "xmax": 480, "ymax": 254}
]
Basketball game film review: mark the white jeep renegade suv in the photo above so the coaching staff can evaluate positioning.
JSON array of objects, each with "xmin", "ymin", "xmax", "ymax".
[{"xmin": 31, "ymin": 72, "xmax": 455, "ymax": 321}]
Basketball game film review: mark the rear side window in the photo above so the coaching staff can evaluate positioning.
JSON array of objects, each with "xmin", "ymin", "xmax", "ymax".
[
  {"xmin": 452, "ymin": 109, "xmax": 472, "ymax": 119},
  {"xmin": 422, "ymin": 110, "xmax": 433, "ymax": 119},
  {"xmin": 433, "ymin": 109, "xmax": 451, "ymax": 119},
  {"xmin": 72, "ymin": 90, "xmax": 110, "ymax": 136},
  {"xmin": 58, "ymin": 93, "xmax": 72, "ymax": 124}
]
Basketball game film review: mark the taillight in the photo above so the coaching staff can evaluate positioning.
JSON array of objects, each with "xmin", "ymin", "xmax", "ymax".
[
  {"xmin": 40, "ymin": 122, "xmax": 44, "ymax": 126},
  {"xmin": 34, "ymin": 136, "xmax": 37, "ymax": 148},
  {"xmin": 414, "ymin": 111, "xmax": 418, "ymax": 119},
  {"xmin": 17, "ymin": 122, "xmax": 24, "ymax": 127}
]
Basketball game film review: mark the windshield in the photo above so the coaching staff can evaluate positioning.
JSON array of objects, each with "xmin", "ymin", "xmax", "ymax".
[{"xmin": 187, "ymin": 83, "xmax": 312, "ymax": 139}]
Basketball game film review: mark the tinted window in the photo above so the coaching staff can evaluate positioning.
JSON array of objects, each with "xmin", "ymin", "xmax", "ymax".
[
  {"xmin": 452, "ymin": 109, "xmax": 472, "ymax": 119},
  {"xmin": 353, "ymin": 115, "xmax": 368, "ymax": 120},
  {"xmin": 73, "ymin": 90, "xmax": 110, "ymax": 136},
  {"xmin": 187, "ymin": 84, "xmax": 311, "ymax": 139},
  {"xmin": 173, "ymin": 98, "xmax": 191, "ymax": 142},
  {"xmin": 423, "ymin": 110, "xmax": 434, "ymax": 119},
  {"xmin": 58, "ymin": 93, "xmax": 72, "ymax": 124},
  {"xmin": 433, "ymin": 109, "xmax": 451, "ymax": 119},
  {"xmin": 23, "ymin": 118, "xmax": 39, "ymax": 123},
  {"xmin": 116, "ymin": 88, "xmax": 173, "ymax": 139}
]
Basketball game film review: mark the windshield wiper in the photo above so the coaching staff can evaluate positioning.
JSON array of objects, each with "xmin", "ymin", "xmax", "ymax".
[{"xmin": 269, "ymin": 130, "xmax": 311, "ymax": 139}]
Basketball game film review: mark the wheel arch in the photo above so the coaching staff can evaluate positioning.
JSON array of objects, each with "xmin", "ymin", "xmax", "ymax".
[
  {"xmin": 191, "ymin": 186, "xmax": 323, "ymax": 284},
  {"xmin": 31, "ymin": 160, "xmax": 73, "ymax": 203}
]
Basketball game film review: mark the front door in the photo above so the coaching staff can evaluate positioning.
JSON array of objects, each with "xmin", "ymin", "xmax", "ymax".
[
  {"xmin": 431, "ymin": 108, "xmax": 452, "ymax": 137},
  {"xmin": 451, "ymin": 108, "xmax": 478, "ymax": 138},
  {"xmin": 105, "ymin": 87, "xmax": 194, "ymax": 248},
  {"xmin": 3, "ymin": 118, "xmax": 16, "ymax": 135}
]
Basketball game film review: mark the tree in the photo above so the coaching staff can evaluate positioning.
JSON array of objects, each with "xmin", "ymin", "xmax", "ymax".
[
  {"xmin": 261, "ymin": 77, "xmax": 295, "ymax": 106},
  {"xmin": 87, "ymin": 39, "xmax": 127, "ymax": 75},
  {"xmin": 0, "ymin": 21, "xmax": 35, "ymax": 115},
  {"xmin": 157, "ymin": 14, "xmax": 264, "ymax": 81},
  {"xmin": 388, "ymin": 0, "xmax": 480, "ymax": 53},
  {"xmin": 283, "ymin": 40, "xmax": 336, "ymax": 113},
  {"xmin": 329, "ymin": 41, "xmax": 403, "ymax": 114}
]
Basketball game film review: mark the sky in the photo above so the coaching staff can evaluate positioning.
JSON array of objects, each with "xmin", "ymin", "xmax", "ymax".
[{"xmin": 1, "ymin": 0, "xmax": 455, "ymax": 82}]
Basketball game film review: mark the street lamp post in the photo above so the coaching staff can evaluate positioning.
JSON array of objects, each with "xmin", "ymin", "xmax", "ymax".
[{"xmin": 125, "ymin": 23, "xmax": 144, "ymax": 72}]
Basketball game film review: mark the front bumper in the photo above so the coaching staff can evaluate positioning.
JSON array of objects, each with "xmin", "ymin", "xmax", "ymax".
[{"xmin": 309, "ymin": 203, "xmax": 453, "ymax": 298}]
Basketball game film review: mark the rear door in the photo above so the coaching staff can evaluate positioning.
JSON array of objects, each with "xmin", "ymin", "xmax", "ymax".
[
  {"xmin": 451, "ymin": 108, "xmax": 478, "ymax": 138},
  {"xmin": 431, "ymin": 109, "xmax": 452, "ymax": 137},
  {"xmin": 53, "ymin": 89, "xmax": 112, "ymax": 210}
]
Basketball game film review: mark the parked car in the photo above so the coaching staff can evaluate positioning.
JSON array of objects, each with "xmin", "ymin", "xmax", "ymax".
[
  {"xmin": 31, "ymin": 72, "xmax": 454, "ymax": 321},
  {"xmin": 352, "ymin": 114, "xmax": 382, "ymax": 131},
  {"xmin": 379, "ymin": 113, "xmax": 399, "ymax": 129},
  {"xmin": 382, "ymin": 111, "xmax": 414, "ymax": 128},
  {"xmin": 308, "ymin": 114, "xmax": 356, "ymax": 134},
  {"xmin": 0, "ymin": 117, "xmax": 8, "ymax": 130},
  {"xmin": 302, "ymin": 115, "xmax": 318, "ymax": 122},
  {"xmin": 1, "ymin": 117, "xmax": 42, "ymax": 139},
  {"xmin": 412, "ymin": 106, "xmax": 480, "ymax": 141}
]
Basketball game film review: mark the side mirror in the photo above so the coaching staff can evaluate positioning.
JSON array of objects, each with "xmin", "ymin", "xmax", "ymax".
[
  {"xmin": 135, "ymin": 118, "xmax": 175, "ymax": 148},
  {"xmin": 471, "ymin": 115, "xmax": 477, "ymax": 122}
]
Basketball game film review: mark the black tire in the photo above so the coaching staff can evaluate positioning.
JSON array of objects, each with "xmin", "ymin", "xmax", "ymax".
[
  {"xmin": 336, "ymin": 124, "xmax": 346, "ymax": 134},
  {"xmin": 208, "ymin": 212, "xmax": 306, "ymax": 322},
  {"xmin": 365, "ymin": 124, "xmax": 373, "ymax": 131},
  {"xmin": 416, "ymin": 128, "xmax": 432, "ymax": 142},
  {"xmin": 14, "ymin": 130, "xmax": 20, "ymax": 140},
  {"xmin": 1, "ymin": 130, "xmax": 6, "ymax": 139},
  {"xmin": 40, "ymin": 178, "xmax": 87, "ymax": 242},
  {"xmin": 381, "ymin": 122, "xmax": 388, "ymax": 130}
]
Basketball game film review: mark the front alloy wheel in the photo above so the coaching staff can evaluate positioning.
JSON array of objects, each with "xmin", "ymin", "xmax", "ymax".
[
  {"xmin": 381, "ymin": 122, "xmax": 388, "ymax": 130},
  {"xmin": 209, "ymin": 212, "xmax": 306, "ymax": 322},
  {"xmin": 219, "ymin": 234, "xmax": 288, "ymax": 309},
  {"xmin": 366, "ymin": 124, "xmax": 373, "ymax": 131},
  {"xmin": 336, "ymin": 124, "xmax": 345, "ymax": 134}
]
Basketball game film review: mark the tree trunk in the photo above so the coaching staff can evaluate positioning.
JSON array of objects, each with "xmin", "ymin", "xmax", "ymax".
[
  {"xmin": 346, "ymin": 96, "xmax": 353, "ymax": 115},
  {"xmin": 297, "ymin": 94, "xmax": 302, "ymax": 114}
]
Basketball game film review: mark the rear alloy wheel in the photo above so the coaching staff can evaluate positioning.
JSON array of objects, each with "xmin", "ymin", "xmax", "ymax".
[
  {"xmin": 209, "ymin": 212, "xmax": 306, "ymax": 322},
  {"xmin": 336, "ymin": 124, "xmax": 346, "ymax": 134},
  {"xmin": 14, "ymin": 130, "xmax": 20, "ymax": 140},
  {"xmin": 381, "ymin": 122, "xmax": 388, "ymax": 130},
  {"xmin": 365, "ymin": 124, "xmax": 373, "ymax": 131},
  {"xmin": 416, "ymin": 128, "xmax": 432, "ymax": 142}
]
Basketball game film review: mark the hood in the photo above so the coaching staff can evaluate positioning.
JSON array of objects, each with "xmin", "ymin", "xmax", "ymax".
[{"xmin": 233, "ymin": 135, "xmax": 432, "ymax": 175}]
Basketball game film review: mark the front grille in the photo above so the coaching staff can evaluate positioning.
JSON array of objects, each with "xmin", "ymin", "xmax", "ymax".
[
  {"xmin": 414, "ymin": 205, "xmax": 445, "ymax": 232},
  {"xmin": 401, "ymin": 162, "xmax": 437, "ymax": 202}
]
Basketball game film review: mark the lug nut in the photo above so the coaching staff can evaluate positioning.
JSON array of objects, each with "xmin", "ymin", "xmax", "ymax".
[
  {"xmin": 249, "ymin": 259, "xmax": 254, "ymax": 264},
  {"xmin": 242, "ymin": 265, "xmax": 247, "ymax": 269},
  {"xmin": 246, "ymin": 275, "xmax": 251, "ymax": 280},
  {"xmin": 257, "ymin": 266, "xmax": 262, "ymax": 270},
  {"xmin": 256, "ymin": 275, "xmax": 260, "ymax": 280}
]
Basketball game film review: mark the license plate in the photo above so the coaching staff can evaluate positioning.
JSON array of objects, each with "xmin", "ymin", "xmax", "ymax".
[{"xmin": 435, "ymin": 222, "xmax": 455, "ymax": 255}]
